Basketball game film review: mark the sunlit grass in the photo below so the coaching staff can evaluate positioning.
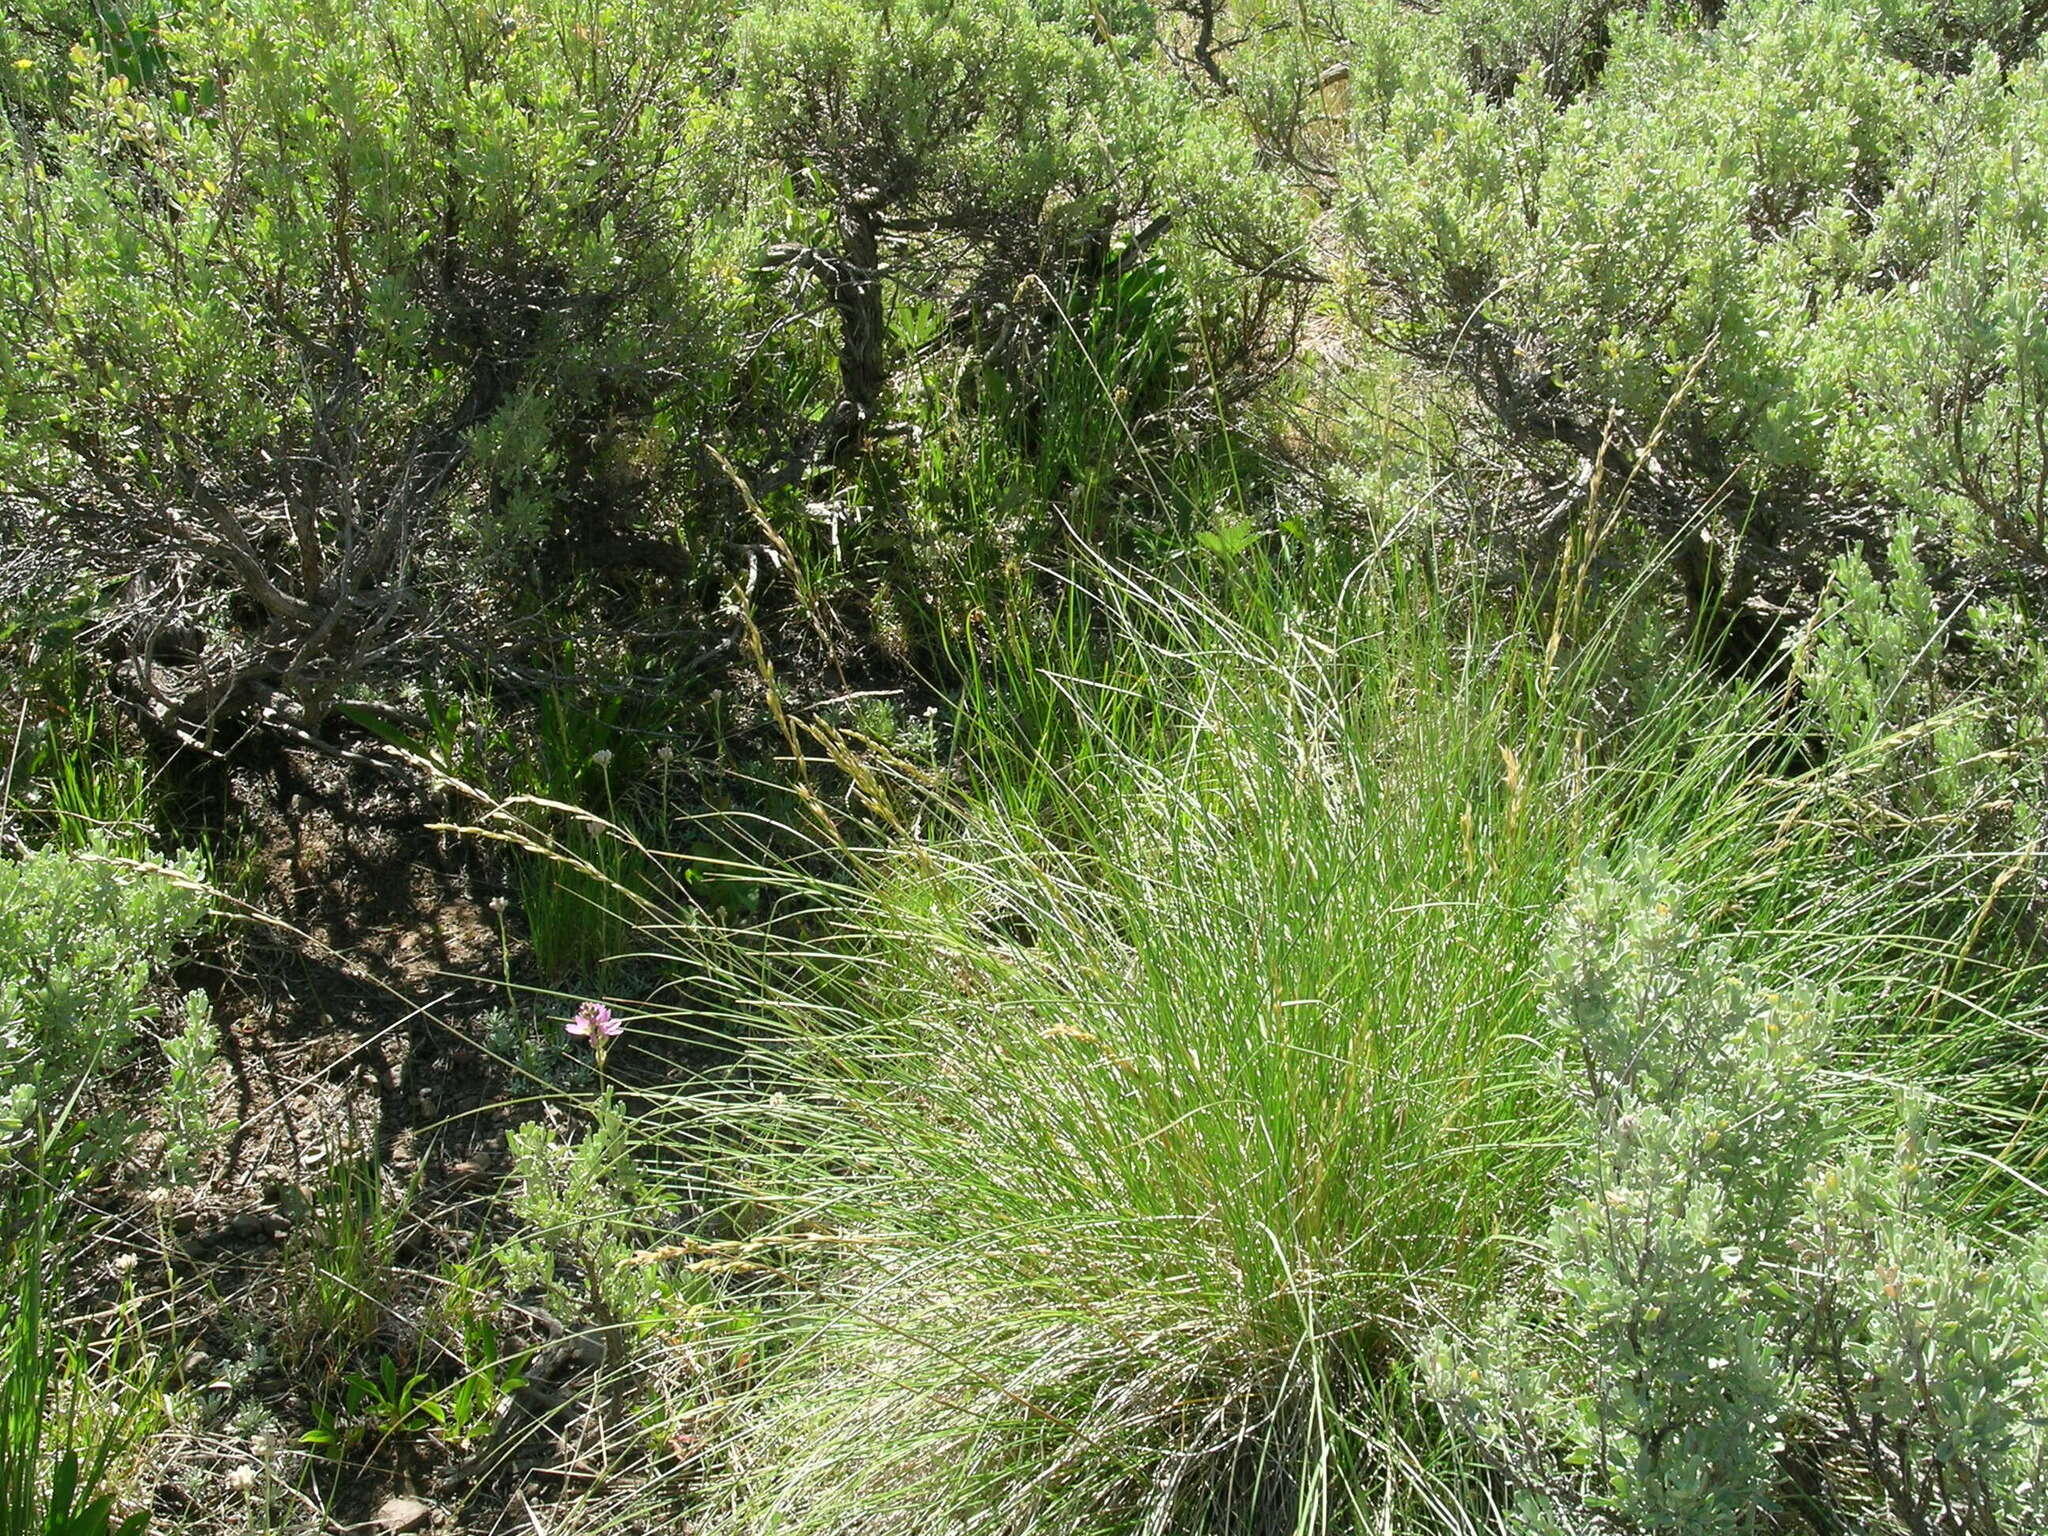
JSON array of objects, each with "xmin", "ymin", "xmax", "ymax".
[{"xmin": 624, "ymin": 557, "xmax": 1885, "ymax": 1535}]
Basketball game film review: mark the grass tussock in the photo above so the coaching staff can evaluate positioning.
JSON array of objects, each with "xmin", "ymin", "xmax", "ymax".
[{"xmin": 656, "ymin": 564, "xmax": 1888, "ymax": 1535}]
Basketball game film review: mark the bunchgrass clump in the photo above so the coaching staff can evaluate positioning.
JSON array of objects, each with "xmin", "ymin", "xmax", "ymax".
[{"xmin": 654, "ymin": 562, "xmax": 1878, "ymax": 1535}]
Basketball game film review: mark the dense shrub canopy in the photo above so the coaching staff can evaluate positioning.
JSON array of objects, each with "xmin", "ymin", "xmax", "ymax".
[
  {"xmin": 0, "ymin": 0, "xmax": 761, "ymax": 734},
  {"xmin": 0, "ymin": 0, "xmax": 1307, "ymax": 741},
  {"xmin": 1335, "ymin": 0, "xmax": 2048, "ymax": 645}
]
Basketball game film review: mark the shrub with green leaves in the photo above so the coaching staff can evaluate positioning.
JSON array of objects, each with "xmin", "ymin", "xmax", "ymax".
[
  {"xmin": 0, "ymin": 0, "xmax": 754, "ymax": 738},
  {"xmin": 1333, "ymin": 0, "xmax": 2048, "ymax": 648},
  {"xmin": 1, "ymin": 0, "xmax": 1314, "ymax": 744},
  {"xmin": 499, "ymin": 1102, "xmax": 686, "ymax": 1369},
  {"xmin": 1428, "ymin": 860, "xmax": 2048, "ymax": 1533},
  {"xmin": 160, "ymin": 987, "xmax": 227, "ymax": 1182},
  {"xmin": 736, "ymin": 0, "xmax": 1310, "ymax": 615},
  {"xmin": 1792, "ymin": 520, "xmax": 2046, "ymax": 956},
  {"xmin": 739, "ymin": 0, "xmax": 1306, "ymax": 434},
  {"xmin": 0, "ymin": 838, "xmax": 208, "ymax": 1154}
]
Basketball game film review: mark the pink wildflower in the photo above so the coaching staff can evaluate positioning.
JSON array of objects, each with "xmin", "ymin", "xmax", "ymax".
[{"xmin": 567, "ymin": 1001, "xmax": 622, "ymax": 1039}]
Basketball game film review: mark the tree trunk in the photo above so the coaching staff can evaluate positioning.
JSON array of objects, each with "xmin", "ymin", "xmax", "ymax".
[{"xmin": 823, "ymin": 196, "xmax": 886, "ymax": 463}]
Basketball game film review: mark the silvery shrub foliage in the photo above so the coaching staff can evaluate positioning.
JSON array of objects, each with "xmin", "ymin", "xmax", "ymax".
[
  {"xmin": 0, "ymin": 840, "xmax": 212, "ymax": 1168},
  {"xmin": 1427, "ymin": 859, "xmax": 2048, "ymax": 1534}
]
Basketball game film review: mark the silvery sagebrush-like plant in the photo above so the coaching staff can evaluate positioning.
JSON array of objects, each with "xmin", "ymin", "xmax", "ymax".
[
  {"xmin": 498, "ymin": 1085, "xmax": 707, "ymax": 1376},
  {"xmin": 1426, "ymin": 857, "xmax": 2048, "ymax": 1534},
  {"xmin": 0, "ymin": 838, "xmax": 208, "ymax": 1161},
  {"xmin": 159, "ymin": 988, "xmax": 230, "ymax": 1184}
]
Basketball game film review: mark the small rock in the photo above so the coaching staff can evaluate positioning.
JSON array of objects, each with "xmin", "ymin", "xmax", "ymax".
[
  {"xmin": 228, "ymin": 1209, "xmax": 287, "ymax": 1239},
  {"xmin": 531, "ymin": 1331, "xmax": 604, "ymax": 1382},
  {"xmin": 374, "ymin": 1496, "xmax": 433, "ymax": 1533}
]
